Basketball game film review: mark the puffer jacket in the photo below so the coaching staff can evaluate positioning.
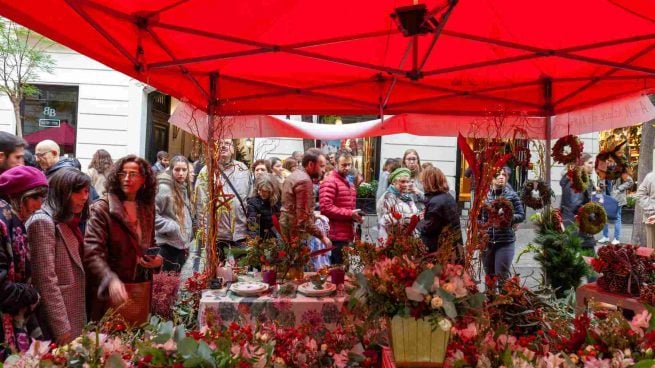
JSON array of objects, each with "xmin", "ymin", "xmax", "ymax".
[
  {"xmin": 483, "ymin": 186, "xmax": 525, "ymax": 245},
  {"xmin": 319, "ymin": 171, "xmax": 356, "ymax": 241},
  {"xmin": 155, "ymin": 173, "xmax": 193, "ymax": 250},
  {"xmin": 560, "ymin": 174, "xmax": 593, "ymax": 227}
]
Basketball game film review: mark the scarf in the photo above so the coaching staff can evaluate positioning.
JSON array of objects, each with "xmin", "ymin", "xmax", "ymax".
[{"xmin": 387, "ymin": 185, "xmax": 412, "ymax": 203}]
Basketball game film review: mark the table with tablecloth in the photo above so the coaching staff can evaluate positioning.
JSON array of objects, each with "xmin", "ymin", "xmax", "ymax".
[{"xmin": 198, "ymin": 286, "xmax": 348, "ymax": 328}]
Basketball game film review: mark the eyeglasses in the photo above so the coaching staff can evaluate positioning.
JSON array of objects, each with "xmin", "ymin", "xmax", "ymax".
[
  {"xmin": 35, "ymin": 151, "xmax": 50, "ymax": 158},
  {"xmin": 118, "ymin": 172, "xmax": 142, "ymax": 180},
  {"xmin": 405, "ymin": 157, "xmax": 418, "ymax": 162}
]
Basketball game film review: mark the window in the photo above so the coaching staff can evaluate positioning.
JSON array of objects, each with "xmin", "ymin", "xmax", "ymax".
[{"xmin": 21, "ymin": 85, "xmax": 79, "ymax": 156}]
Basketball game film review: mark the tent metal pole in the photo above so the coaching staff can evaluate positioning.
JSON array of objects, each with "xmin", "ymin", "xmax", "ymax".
[{"xmin": 543, "ymin": 78, "xmax": 553, "ymax": 187}]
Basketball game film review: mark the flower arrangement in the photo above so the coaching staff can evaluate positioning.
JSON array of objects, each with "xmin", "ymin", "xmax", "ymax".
[
  {"xmin": 552, "ymin": 134, "xmax": 584, "ymax": 165},
  {"xmin": 356, "ymin": 180, "xmax": 378, "ymax": 198},
  {"xmin": 567, "ymin": 165, "xmax": 590, "ymax": 193},
  {"xmin": 520, "ymin": 179, "xmax": 553, "ymax": 210},
  {"xmin": 577, "ymin": 202, "xmax": 607, "ymax": 235},
  {"xmin": 243, "ymin": 236, "xmax": 311, "ymax": 277},
  {"xmin": 152, "ymin": 271, "xmax": 181, "ymax": 320}
]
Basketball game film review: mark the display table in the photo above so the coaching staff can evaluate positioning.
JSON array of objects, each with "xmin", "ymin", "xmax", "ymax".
[
  {"xmin": 199, "ymin": 285, "xmax": 348, "ymax": 328},
  {"xmin": 575, "ymin": 282, "xmax": 646, "ymax": 315}
]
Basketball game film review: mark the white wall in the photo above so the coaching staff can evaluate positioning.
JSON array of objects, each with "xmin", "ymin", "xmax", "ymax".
[
  {"xmin": 0, "ymin": 44, "xmax": 149, "ymax": 168},
  {"xmin": 253, "ymin": 115, "xmax": 304, "ymax": 160},
  {"xmin": 381, "ymin": 134, "xmax": 458, "ymax": 190}
]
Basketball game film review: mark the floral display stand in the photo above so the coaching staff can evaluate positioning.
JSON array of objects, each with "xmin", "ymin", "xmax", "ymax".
[
  {"xmin": 575, "ymin": 282, "xmax": 646, "ymax": 316},
  {"xmin": 388, "ymin": 316, "xmax": 449, "ymax": 367}
]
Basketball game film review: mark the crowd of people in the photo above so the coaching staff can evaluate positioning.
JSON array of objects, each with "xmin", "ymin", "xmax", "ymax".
[{"xmin": 2, "ymin": 127, "xmax": 655, "ymax": 359}]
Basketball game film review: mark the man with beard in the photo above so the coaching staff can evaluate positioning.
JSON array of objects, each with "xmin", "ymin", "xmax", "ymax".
[
  {"xmin": 196, "ymin": 139, "xmax": 252, "ymax": 260},
  {"xmin": 280, "ymin": 148, "xmax": 332, "ymax": 248},
  {"xmin": 0, "ymin": 132, "xmax": 26, "ymax": 174},
  {"xmin": 319, "ymin": 149, "xmax": 362, "ymax": 264}
]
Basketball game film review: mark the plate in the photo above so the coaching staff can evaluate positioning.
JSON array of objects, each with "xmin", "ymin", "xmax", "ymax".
[
  {"xmin": 230, "ymin": 281, "xmax": 269, "ymax": 296},
  {"xmin": 298, "ymin": 282, "xmax": 336, "ymax": 297}
]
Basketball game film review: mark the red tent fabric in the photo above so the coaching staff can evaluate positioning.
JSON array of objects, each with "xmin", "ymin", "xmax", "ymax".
[
  {"xmin": 23, "ymin": 122, "xmax": 76, "ymax": 149},
  {"xmin": 1, "ymin": 0, "xmax": 654, "ymax": 120}
]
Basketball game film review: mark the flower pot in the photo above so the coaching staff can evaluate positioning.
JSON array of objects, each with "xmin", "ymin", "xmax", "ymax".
[
  {"xmin": 389, "ymin": 315, "xmax": 449, "ymax": 367},
  {"xmin": 356, "ymin": 197, "xmax": 377, "ymax": 215}
]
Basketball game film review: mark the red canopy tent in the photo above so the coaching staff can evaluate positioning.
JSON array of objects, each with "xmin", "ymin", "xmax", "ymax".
[
  {"xmin": 23, "ymin": 122, "xmax": 77, "ymax": 151},
  {"xmin": 2, "ymin": 0, "xmax": 655, "ymax": 180}
]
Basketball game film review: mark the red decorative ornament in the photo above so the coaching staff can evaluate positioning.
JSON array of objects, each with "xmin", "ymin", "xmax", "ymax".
[{"xmin": 552, "ymin": 135, "xmax": 584, "ymax": 165}]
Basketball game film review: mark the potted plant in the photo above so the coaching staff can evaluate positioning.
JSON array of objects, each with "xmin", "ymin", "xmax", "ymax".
[
  {"xmin": 242, "ymin": 236, "xmax": 310, "ymax": 282},
  {"xmin": 623, "ymin": 194, "xmax": 636, "ymax": 224},
  {"xmin": 346, "ymin": 220, "xmax": 484, "ymax": 366},
  {"xmin": 356, "ymin": 180, "xmax": 378, "ymax": 215}
]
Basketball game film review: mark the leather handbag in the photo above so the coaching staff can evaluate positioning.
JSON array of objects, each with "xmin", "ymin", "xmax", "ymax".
[{"xmin": 109, "ymin": 281, "xmax": 152, "ymax": 326}]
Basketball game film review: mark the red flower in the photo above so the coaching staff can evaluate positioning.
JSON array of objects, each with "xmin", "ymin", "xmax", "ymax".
[
  {"xmin": 392, "ymin": 211, "xmax": 402, "ymax": 220},
  {"xmin": 278, "ymin": 250, "xmax": 287, "ymax": 258}
]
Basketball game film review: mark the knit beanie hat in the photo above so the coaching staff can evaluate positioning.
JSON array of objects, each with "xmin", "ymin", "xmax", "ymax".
[
  {"xmin": 0, "ymin": 166, "xmax": 48, "ymax": 197},
  {"xmin": 388, "ymin": 167, "xmax": 411, "ymax": 184}
]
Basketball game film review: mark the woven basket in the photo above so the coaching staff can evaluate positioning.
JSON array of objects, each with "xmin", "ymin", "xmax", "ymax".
[{"xmin": 389, "ymin": 315, "xmax": 449, "ymax": 367}]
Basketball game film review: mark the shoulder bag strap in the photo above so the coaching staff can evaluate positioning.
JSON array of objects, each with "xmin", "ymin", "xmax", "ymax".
[{"xmin": 220, "ymin": 170, "xmax": 248, "ymax": 215}]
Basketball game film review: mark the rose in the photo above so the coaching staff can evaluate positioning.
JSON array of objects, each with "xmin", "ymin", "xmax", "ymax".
[
  {"xmin": 430, "ymin": 296, "xmax": 444, "ymax": 309},
  {"xmin": 442, "ymin": 282, "xmax": 456, "ymax": 294},
  {"xmin": 438, "ymin": 318, "xmax": 452, "ymax": 331}
]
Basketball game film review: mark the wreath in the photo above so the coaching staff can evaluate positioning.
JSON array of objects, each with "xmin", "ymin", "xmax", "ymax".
[
  {"xmin": 512, "ymin": 146, "xmax": 532, "ymax": 168},
  {"xmin": 566, "ymin": 166, "xmax": 589, "ymax": 193},
  {"xmin": 595, "ymin": 141, "xmax": 628, "ymax": 181},
  {"xmin": 520, "ymin": 180, "xmax": 552, "ymax": 210},
  {"xmin": 487, "ymin": 197, "xmax": 514, "ymax": 228},
  {"xmin": 576, "ymin": 202, "xmax": 607, "ymax": 235},
  {"xmin": 552, "ymin": 135, "xmax": 584, "ymax": 165}
]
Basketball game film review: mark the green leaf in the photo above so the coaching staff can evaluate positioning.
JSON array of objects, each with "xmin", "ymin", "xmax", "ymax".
[
  {"xmin": 415, "ymin": 269, "xmax": 436, "ymax": 293},
  {"xmin": 632, "ymin": 360, "xmax": 655, "ymax": 368},
  {"xmin": 645, "ymin": 304, "xmax": 655, "ymax": 332},
  {"xmin": 197, "ymin": 340, "xmax": 213, "ymax": 362},
  {"xmin": 436, "ymin": 288, "xmax": 455, "ymax": 302},
  {"xmin": 468, "ymin": 292, "xmax": 485, "ymax": 308},
  {"xmin": 443, "ymin": 301, "xmax": 457, "ymax": 319},
  {"xmin": 177, "ymin": 337, "xmax": 199, "ymax": 356},
  {"xmin": 174, "ymin": 325, "xmax": 187, "ymax": 342},
  {"xmin": 105, "ymin": 353, "xmax": 126, "ymax": 368},
  {"xmin": 153, "ymin": 320, "xmax": 174, "ymax": 344},
  {"xmin": 183, "ymin": 357, "xmax": 205, "ymax": 367}
]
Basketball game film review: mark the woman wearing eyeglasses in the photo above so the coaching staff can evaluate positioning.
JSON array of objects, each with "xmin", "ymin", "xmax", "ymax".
[
  {"xmin": 0, "ymin": 166, "xmax": 48, "ymax": 358},
  {"xmin": 402, "ymin": 149, "xmax": 425, "ymax": 210},
  {"xmin": 84, "ymin": 155, "xmax": 162, "ymax": 323}
]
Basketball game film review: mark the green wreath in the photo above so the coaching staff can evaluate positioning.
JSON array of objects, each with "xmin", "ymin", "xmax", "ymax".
[
  {"xmin": 595, "ymin": 147, "xmax": 628, "ymax": 181},
  {"xmin": 487, "ymin": 197, "xmax": 514, "ymax": 228},
  {"xmin": 521, "ymin": 180, "xmax": 552, "ymax": 210},
  {"xmin": 566, "ymin": 166, "xmax": 589, "ymax": 193},
  {"xmin": 552, "ymin": 135, "xmax": 584, "ymax": 165},
  {"xmin": 576, "ymin": 202, "xmax": 607, "ymax": 235}
]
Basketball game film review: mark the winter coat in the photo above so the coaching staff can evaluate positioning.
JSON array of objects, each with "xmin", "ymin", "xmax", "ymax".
[
  {"xmin": 483, "ymin": 186, "xmax": 525, "ymax": 245},
  {"xmin": 637, "ymin": 172, "xmax": 655, "ymax": 222},
  {"xmin": 0, "ymin": 200, "xmax": 41, "ymax": 355},
  {"xmin": 280, "ymin": 169, "xmax": 323, "ymax": 242},
  {"xmin": 376, "ymin": 189, "xmax": 420, "ymax": 241},
  {"xmin": 155, "ymin": 174, "xmax": 193, "ymax": 250},
  {"xmin": 559, "ymin": 175, "xmax": 593, "ymax": 227},
  {"xmin": 605, "ymin": 176, "xmax": 634, "ymax": 207},
  {"xmin": 26, "ymin": 205, "xmax": 86, "ymax": 342},
  {"xmin": 319, "ymin": 171, "xmax": 357, "ymax": 242},
  {"xmin": 83, "ymin": 194, "xmax": 155, "ymax": 320},
  {"xmin": 195, "ymin": 161, "xmax": 251, "ymax": 241},
  {"xmin": 417, "ymin": 192, "xmax": 463, "ymax": 253},
  {"xmin": 88, "ymin": 168, "xmax": 108, "ymax": 197},
  {"xmin": 247, "ymin": 196, "xmax": 281, "ymax": 239}
]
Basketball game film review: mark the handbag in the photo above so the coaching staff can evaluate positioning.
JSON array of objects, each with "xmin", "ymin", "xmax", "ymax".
[
  {"xmin": 593, "ymin": 193, "xmax": 618, "ymax": 222},
  {"xmin": 108, "ymin": 281, "xmax": 152, "ymax": 326}
]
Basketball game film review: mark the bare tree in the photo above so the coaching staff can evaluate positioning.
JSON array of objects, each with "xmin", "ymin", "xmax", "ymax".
[
  {"xmin": 632, "ymin": 95, "xmax": 655, "ymax": 245},
  {"xmin": 0, "ymin": 19, "xmax": 54, "ymax": 137}
]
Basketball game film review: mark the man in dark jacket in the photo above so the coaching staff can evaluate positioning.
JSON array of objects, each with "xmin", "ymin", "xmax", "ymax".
[
  {"xmin": 482, "ymin": 170, "xmax": 525, "ymax": 283},
  {"xmin": 319, "ymin": 149, "xmax": 362, "ymax": 264}
]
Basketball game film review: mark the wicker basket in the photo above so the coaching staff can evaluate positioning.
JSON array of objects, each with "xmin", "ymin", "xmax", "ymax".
[{"xmin": 389, "ymin": 315, "xmax": 449, "ymax": 367}]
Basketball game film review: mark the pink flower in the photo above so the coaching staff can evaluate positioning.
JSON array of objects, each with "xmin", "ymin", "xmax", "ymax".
[
  {"xmin": 629, "ymin": 310, "xmax": 651, "ymax": 336},
  {"xmin": 496, "ymin": 334, "xmax": 517, "ymax": 349},
  {"xmin": 333, "ymin": 350, "xmax": 349, "ymax": 368},
  {"xmin": 453, "ymin": 322, "xmax": 478, "ymax": 340},
  {"xmin": 582, "ymin": 357, "xmax": 611, "ymax": 368}
]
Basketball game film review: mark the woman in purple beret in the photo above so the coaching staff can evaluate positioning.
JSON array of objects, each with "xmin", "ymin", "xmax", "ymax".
[{"xmin": 0, "ymin": 166, "xmax": 48, "ymax": 359}]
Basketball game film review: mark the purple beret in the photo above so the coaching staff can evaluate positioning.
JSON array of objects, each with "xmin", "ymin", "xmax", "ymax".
[{"xmin": 0, "ymin": 166, "xmax": 48, "ymax": 196}]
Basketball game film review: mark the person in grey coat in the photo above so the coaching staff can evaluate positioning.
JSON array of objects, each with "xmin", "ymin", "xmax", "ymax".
[
  {"xmin": 599, "ymin": 168, "xmax": 634, "ymax": 245},
  {"xmin": 636, "ymin": 170, "xmax": 655, "ymax": 248},
  {"xmin": 155, "ymin": 156, "xmax": 193, "ymax": 272}
]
